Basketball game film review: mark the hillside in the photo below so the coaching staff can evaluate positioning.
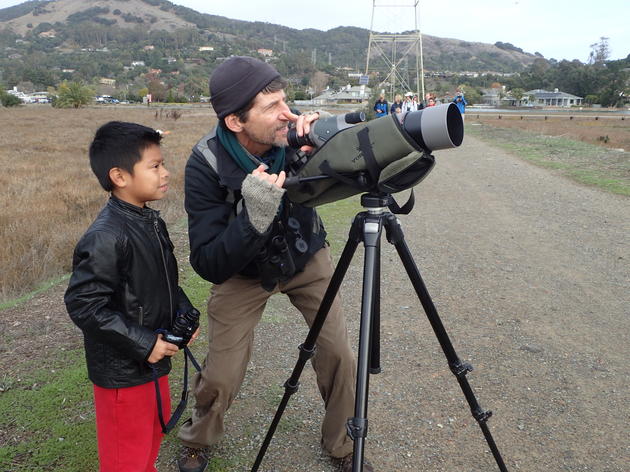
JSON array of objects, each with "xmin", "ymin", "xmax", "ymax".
[
  {"xmin": 0, "ymin": 0, "xmax": 541, "ymax": 99},
  {"xmin": 0, "ymin": 0, "xmax": 539, "ymax": 68},
  {"xmin": 0, "ymin": 0, "xmax": 195, "ymax": 34}
]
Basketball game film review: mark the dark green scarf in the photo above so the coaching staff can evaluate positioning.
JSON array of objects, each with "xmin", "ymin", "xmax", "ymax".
[{"xmin": 216, "ymin": 126, "xmax": 286, "ymax": 174}]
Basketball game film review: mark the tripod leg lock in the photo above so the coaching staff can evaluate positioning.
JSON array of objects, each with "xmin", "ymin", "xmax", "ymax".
[
  {"xmin": 472, "ymin": 408, "xmax": 493, "ymax": 423},
  {"xmin": 346, "ymin": 417, "xmax": 369, "ymax": 440},
  {"xmin": 283, "ymin": 379, "xmax": 300, "ymax": 395},
  {"xmin": 449, "ymin": 360, "xmax": 473, "ymax": 378},
  {"xmin": 383, "ymin": 214, "xmax": 404, "ymax": 245},
  {"xmin": 298, "ymin": 343, "xmax": 316, "ymax": 362}
]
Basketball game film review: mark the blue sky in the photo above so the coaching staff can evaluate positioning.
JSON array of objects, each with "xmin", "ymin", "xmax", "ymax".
[{"xmin": 0, "ymin": 0, "xmax": 628, "ymax": 62}]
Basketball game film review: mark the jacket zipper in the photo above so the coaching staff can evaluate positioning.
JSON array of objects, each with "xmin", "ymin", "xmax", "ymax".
[
  {"xmin": 153, "ymin": 217, "xmax": 174, "ymax": 323},
  {"xmin": 138, "ymin": 306, "xmax": 144, "ymax": 326}
]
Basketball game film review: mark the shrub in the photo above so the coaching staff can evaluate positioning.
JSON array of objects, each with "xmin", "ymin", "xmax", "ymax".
[
  {"xmin": 52, "ymin": 81, "xmax": 94, "ymax": 109},
  {"xmin": 0, "ymin": 90, "xmax": 22, "ymax": 107}
]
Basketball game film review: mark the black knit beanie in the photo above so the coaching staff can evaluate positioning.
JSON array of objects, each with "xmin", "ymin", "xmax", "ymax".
[{"xmin": 209, "ymin": 56, "xmax": 281, "ymax": 119}]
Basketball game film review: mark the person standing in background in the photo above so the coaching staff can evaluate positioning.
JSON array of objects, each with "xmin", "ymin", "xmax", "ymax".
[
  {"xmin": 373, "ymin": 94, "xmax": 388, "ymax": 117},
  {"xmin": 453, "ymin": 92, "xmax": 468, "ymax": 117}
]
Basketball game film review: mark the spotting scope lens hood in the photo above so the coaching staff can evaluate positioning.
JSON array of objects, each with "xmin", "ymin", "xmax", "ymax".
[{"xmin": 399, "ymin": 102, "xmax": 464, "ymax": 152}]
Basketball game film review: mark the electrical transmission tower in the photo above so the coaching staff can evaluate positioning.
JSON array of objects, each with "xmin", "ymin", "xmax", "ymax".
[{"xmin": 365, "ymin": 0, "xmax": 425, "ymax": 101}]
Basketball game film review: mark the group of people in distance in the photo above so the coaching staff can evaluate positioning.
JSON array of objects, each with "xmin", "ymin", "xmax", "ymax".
[
  {"xmin": 373, "ymin": 90, "xmax": 467, "ymax": 117},
  {"xmin": 65, "ymin": 56, "xmax": 375, "ymax": 472}
]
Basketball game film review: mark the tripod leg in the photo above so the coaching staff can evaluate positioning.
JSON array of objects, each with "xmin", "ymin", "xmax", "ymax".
[
  {"xmin": 251, "ymin": 215, "xmax": 364, "ymax": 472},
  {"xmin": 383, "ymin": 214, "xmax": 509, "ymax": 472},
  {"xmin": 347, "ymin": 214, "xmax": 383, "ymax": 472},
  {"xmin": 369, "ymin": 237, "xmax": 381, "ymax": 374}
]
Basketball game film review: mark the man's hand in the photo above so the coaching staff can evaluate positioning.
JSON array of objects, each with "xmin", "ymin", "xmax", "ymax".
[
  {"xmin": 252, "ymin": 164, "xmax": 286, "ymax": 189},
  {"xmin": 147, "ymin": 334, "xmax": 179, "ymax": 363},
  {"xmin": 282, "ymin": 109, "xmax": 320, "ymax": 153}
]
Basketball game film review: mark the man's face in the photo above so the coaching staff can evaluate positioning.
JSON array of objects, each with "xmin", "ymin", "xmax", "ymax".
[{"xmin": 239, "ymin": 89, "xmax": 292, "ymax": 150}]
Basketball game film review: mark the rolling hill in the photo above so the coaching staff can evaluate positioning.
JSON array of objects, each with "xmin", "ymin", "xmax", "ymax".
[{"xmin": 0, "ymin": 0, "xmax": 539, "ymax": 71}]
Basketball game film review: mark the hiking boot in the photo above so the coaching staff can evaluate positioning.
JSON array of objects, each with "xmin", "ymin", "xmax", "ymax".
[
  {"xmin": 338, "ymin": 453, "xmax": 375, "ymax": 472},
  {"xmin": 177, "ymin": 447, "xmax": 208, "ymax": 472}
]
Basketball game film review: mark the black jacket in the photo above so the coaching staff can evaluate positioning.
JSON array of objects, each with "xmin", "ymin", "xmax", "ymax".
[
  {"xmin": 64, "ymin": 196, "xmax": 193, "ymax": 389},
  {"xmin": 184, "ymin": 128, "xmax": 327, "ymax": 285}
]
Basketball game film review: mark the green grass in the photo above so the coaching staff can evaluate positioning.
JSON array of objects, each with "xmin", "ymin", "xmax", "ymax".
[
  {"xmin": 0, "ymin": 274, "xmax": 70, "ymax": 311},
  {"xmin": 0, "ymin": 198, "xmax": 361, "ymax": 471},
  {"xmin": 317, "ymin": 195, "xmax": 363, "ymax": 251},
  {"xmin": 0, "ymin": 350, "xmax": 98, "ymax": 471},
  {"xmin": 466, "ymin": 123, "xmax": 630, "ymax": 196}
]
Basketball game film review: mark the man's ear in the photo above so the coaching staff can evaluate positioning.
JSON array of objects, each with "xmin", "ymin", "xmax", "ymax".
[
  {"xmin": 108, "ymin": 167, "xmax": 129, "ymax": 189},
  {"xmin": 224, "ymin": 114, "xmax": 244, "ymax": 133}
]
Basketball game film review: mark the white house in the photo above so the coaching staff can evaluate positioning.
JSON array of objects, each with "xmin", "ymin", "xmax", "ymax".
[
  {"xmin": 526, "ymin": 89, "xmax": 583, "ymax": 107},
  {"xmin": 312, "ymin": 85, "xmax": 372, "ymax": 105}
]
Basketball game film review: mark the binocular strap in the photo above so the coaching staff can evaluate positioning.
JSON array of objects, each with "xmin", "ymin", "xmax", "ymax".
[{"xmin": 150, "ymin": 344, "xmax": 202, "ymax": 434}]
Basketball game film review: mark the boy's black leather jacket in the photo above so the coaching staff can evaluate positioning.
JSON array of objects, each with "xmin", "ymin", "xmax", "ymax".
[
  {"xmin": 65, "ymin": 196, "xmax": 193, "ymax": 389},
  {"xmin": 185, "ymin": 127, "xmax": 327, "ymax": 285}
]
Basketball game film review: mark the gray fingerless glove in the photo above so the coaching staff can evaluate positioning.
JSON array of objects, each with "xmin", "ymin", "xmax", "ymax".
[{"xmin": 241, "ymin": 174, "xmax": 286, "ymax": 233}]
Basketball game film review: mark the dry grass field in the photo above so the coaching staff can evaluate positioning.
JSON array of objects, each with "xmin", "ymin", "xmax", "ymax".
[
  {"xmin": 1, "ymin": 106, "xmax": 628, "ymax": 303},
  {"xmin": 469, "ymin": 112, "xmax": 630, "ymax": 151},
  {"xmin": 0, "ymin": 105, "xmax": 216, "ymax": 303}
]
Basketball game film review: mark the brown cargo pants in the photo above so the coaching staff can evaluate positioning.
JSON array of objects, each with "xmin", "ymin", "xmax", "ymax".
[{"xmin": 178, "ymin": 246, "xmax": 356, "ymax": 458}]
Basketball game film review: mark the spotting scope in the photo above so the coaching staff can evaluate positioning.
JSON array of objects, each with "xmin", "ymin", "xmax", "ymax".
[{"xmin": 284, "ymin": 103, "xmax": 464, "ymax": 207}]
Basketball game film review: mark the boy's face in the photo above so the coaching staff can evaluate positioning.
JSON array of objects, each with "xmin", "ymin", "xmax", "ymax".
[{"xmin": 113, "ymin": 144, "xmax": 170, "ymax": 207}]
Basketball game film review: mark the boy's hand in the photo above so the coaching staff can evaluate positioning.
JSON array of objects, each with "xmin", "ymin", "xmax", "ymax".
[
  {"xmin": 147, "ymin": 334, "xmax": 179, "ymax": 363},
  {"xmin": 187, "ymin": 327, "xmax": 201, "ymax": 346}
]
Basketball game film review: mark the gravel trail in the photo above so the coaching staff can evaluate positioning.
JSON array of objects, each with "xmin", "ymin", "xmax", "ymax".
[
  {"xmin": 3, "ymin": 135, "xmax": 627, "ymax": 471},
  {"xmin": 214, "ymin": 134, "xmax": 629, "ymax": 472}
]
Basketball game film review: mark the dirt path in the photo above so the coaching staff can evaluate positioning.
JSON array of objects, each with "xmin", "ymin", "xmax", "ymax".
[{"xmin": 2, "ymin": 135, "xmax": 628, "ymax": 471}]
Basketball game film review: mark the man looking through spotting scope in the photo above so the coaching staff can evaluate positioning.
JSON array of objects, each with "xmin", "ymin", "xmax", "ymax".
[{"xmin": 176, "ymin": 56, "xmax": 373, "ymax": 472}]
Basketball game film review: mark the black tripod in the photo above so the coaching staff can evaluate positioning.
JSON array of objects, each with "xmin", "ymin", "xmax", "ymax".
[{"xmin": 251, "ymin": 192, "xmax": 508, "ymax": 472}]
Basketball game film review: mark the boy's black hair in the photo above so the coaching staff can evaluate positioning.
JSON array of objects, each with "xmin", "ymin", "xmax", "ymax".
[{"xmin": 89, "ymin": 121, "xmax": 162, "ymax": 191}]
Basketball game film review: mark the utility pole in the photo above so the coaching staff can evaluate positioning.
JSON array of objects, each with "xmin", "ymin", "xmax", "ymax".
[{"xmin": 365, "ymin": 0, "xmax": 424, "ymax": 100}]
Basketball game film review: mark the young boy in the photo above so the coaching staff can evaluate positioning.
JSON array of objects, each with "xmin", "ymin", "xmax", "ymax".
[{"xmin": 64, "ymin": 121, "xmax": 198, "ymax": 472}]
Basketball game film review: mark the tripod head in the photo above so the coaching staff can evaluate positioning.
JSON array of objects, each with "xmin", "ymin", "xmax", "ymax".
[{"xmin": 360, "ymin": 193, "xmax": 394, "ymax": 213}]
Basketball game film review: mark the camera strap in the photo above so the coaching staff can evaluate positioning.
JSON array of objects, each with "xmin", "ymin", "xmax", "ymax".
[{"xmin": 150, "ymin": 344, "xmax": 202, "ymax": 434}]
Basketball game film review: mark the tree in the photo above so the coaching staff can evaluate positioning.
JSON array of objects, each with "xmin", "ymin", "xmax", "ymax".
[
  {"xmin": 462, "ymin": 88, "xmax": 481, "ymax": 105},
  {"xmin": 309, "ymin": 71, "xmax": 329, "ymax": 95},
  {"xmin": 53, "ymin": 81, "xmax": 94, "ymax": 108},
  {"xmin": 184, "ymin": 75, "xmax": 208, "ymax": 101},
  {"xmin": 597, "ymin": 60, "xmax": 629, "ymax": 107},
  {"xmin": 588, "ymin": 37, "xmax": 610, "ymax": 65},
  {"xmin": 147, "ymin": 80, "xmax": 167, "ymax": 102},
  {"xmin": 584, "ymin": 94, "xmax": 599, "ymax": 105},
  {"xmin": 0, "ymin": 90, "xmax": 22, "ymax": 107},
  {"xmin": 509, "ymin": 87, "xmax": 526, "ymax": 106}
]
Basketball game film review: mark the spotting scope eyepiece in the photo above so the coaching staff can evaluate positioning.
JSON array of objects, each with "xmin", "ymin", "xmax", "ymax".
[{"xmin": 287, "ymin": 112, "xmax": 366, "ymax": 149}]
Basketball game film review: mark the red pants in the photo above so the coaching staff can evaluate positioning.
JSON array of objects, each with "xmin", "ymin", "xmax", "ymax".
[{"xmin": 93, "ymin": 376, "xmax": 171, "ymax": 472}]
